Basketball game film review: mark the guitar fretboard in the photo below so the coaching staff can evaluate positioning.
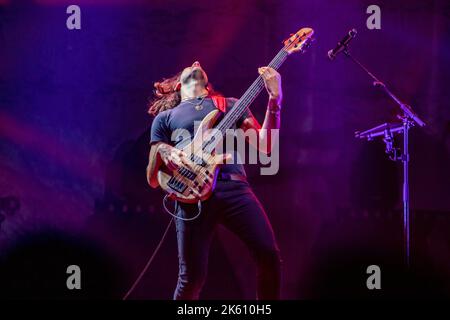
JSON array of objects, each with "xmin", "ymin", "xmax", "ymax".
[{"xmin": 203, "ymin": 48, "xmax": 289, "ymax": 153}]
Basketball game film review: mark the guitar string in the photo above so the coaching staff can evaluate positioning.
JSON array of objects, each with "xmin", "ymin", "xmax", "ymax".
[
  {"xmin": 219, "ymin": 31, "xmax": 310, "ymax": 131},
  {"xmin": 202, "ymin": 48, "xmax": 288, "ymax": 154},
  {"xmin": 171, "ymin": 38, "xmax": 303, "ymax": 193},
  {"xmin": 214, "ymin": 50, "xmax": 288, "ymax": 138},
  {"xmin": 186, "ymin": 48, "xmax": 287, "ymax": 172},
  {"xmin": 170, "ymin": 48, "xmax": 289, "ymax": 193},
  {"xmin": 172, "ymin": 47, "xmax": 290, "ymax": 192}
]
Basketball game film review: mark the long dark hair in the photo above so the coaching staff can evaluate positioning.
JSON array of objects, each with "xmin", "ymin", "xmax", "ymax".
[{"xmin": 147, "ymin": 72, "xmax": 220, "ymax": 116}]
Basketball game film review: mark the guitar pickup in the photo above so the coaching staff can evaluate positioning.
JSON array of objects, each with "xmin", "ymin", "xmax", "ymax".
[
  {"xmin": 179, "ymin": 167, "xmax": 197, "ymax": 181},
  {"xmin": 190, "ymin": 154, "xmax": 207, "ymax": 166},
  {"xmin": 168, "ymin": 177, "xmax": 187, "ymax": 193}
]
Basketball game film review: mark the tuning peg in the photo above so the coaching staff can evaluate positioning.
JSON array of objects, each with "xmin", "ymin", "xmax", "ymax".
[{"xmin": 282, "ymin": 33, "xmax": 297, "ymax": 44}]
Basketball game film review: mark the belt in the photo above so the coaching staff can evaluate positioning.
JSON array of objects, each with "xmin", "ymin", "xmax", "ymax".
[{"xmin": 218, "ymin": 172, "xmax": 247, "ymax": 182}]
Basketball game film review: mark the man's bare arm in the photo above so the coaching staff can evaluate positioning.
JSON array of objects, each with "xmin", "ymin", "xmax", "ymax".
[
  {"xmin": 241, "ymin": 98, "xmax": 281, "ymax": 154},
  {"xmin": 240, "ymin": 66, "xmax": 282, "ymax": 154}
]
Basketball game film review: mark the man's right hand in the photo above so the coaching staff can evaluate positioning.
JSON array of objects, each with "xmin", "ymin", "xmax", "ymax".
[{"xmin": 156, "ymin": 143, "xmax": 187, "ymax": 171}]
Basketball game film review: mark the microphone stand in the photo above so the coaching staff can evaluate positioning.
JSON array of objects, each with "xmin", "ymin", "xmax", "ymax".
[{"xmin": 344, "ymin": 47, "xmax": 426, "ymax": 268}]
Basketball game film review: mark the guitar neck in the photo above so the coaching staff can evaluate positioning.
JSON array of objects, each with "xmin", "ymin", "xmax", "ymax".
[
  {"xmin": 202, "ymin": 48, "xmax": 289, "ymax": 153},
  {"xmin": 215, "ymin": 48, "xmax": 289, "ymax": 134}
]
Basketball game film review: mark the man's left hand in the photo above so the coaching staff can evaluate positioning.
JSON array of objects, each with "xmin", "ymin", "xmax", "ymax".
[{"xmin": 258, "ymin": 66, "xmax": 282, "ymax": 105}]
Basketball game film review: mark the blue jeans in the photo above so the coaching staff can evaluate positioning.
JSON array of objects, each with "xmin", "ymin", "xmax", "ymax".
[{"xmin": 173, "ymin": 180, "xmax": 281, "ymax": 300}]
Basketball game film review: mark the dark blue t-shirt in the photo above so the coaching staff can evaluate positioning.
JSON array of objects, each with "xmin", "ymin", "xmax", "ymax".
[{"xmin": 150, "ymin": 96, "xmax": 251, "ymax": 176}]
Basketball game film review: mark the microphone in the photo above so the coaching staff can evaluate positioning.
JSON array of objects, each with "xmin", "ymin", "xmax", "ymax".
[{"xmin": 328, "ymin": 29, "xmax": 357, "ymax": 60}]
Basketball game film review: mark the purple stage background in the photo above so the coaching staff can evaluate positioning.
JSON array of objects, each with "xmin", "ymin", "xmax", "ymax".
[{"xmin": 0, "ymin": 0, "xmax": 449, "ymax": 299}]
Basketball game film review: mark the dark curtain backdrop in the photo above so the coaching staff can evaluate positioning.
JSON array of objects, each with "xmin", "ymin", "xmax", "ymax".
[{"xmin": 0, "ymin": 0, "xmax": 449, "ymax": 299}]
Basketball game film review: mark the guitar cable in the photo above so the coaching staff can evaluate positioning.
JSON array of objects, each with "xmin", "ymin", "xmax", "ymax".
[
  {"xmin": 163, "ymin": 195, "xmax": 202, "ymax": 221},
  {"xmin": 122, "ymin": 197, "xmax": 202, "ymax": 299},
  {"xmin": 122, "ymin": 216, "xmax": 174, "ymax": 300}
]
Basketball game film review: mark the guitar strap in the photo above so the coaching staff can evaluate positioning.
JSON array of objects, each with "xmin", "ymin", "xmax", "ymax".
[{"xmin": 210, "ymin": 95, "xmax": 227, "ymax": 113}]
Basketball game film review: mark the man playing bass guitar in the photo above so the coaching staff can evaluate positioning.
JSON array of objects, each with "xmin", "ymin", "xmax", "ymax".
[{"xmin": 146, "ymin": 60, "xmax": 282, "ymax": 300}]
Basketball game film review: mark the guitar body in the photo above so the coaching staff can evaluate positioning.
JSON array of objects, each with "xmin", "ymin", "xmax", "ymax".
[{"xmin": 157, "ymin": 109, "xmax": 223, "ymax": 203}]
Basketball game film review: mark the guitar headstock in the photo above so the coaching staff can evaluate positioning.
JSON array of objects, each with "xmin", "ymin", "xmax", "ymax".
[{"xmin": 283, "ymin": 27, "xmax": 314, "ymax": 54}]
